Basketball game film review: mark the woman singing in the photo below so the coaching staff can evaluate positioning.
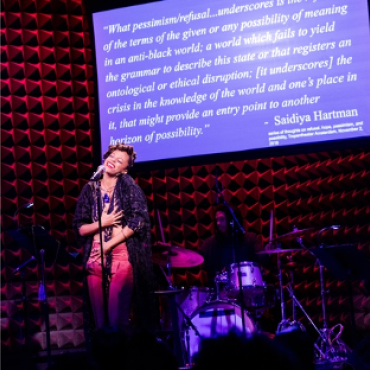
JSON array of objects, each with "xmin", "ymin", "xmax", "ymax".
[{"xmin": 73, "ymin": 144, "xmax": 157, "ymax": 337}]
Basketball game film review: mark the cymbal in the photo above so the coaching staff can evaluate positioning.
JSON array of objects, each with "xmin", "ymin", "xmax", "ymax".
[
  {"xmin": 152, "ymin": 243, "xmax": 204, "ymax": 268},
  {"xmin": 153, "ymin": 289, "xmax": 184, "ymax": 295},
  {"xmin": 310, "ymin": 243, "xmax": 355, "ymax": 250},
  {"xmin": 257, "ymin": 248, "xmax": 301, "ymax": 255},
  {"xmin": 270, "ymin": 228, "xmax": 317, "ymax": 242}
]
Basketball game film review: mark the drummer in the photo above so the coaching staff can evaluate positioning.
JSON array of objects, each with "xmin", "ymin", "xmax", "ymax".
[{"xmin": 199, "ymin": 203, "xmax": 266, "ymax": 288}]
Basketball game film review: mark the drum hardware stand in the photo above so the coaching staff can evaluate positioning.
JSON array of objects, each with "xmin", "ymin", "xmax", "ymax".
[
  {"xmin": 286, "ymin": 284, "xmax": 327, "ymax": 358},
  {"xmin": 155, "ymin": 258, "xmax": 204, "ymax": 368},
  {"xmin": 154, "ymin": 211, "xmax": 209, "ymax": 367},
  {"xmin": 287, "ymin": 257, "xmax": 297, "ymax": 322},
  {"xmin": 286, "ymin": 283, "xmax": 350, "ymax": 366},
  {"xmin": 285, "ymin": 252, "xmax": 307, "ymax": 332},
  {"xmin": 154, "ymin": 288, "xmax": 185, "ymax": 367},
  {"xmin": 276, "ymin": 225, "xmax": 308, "ymax": 333},
  {"xmin": 276, "ymin": 245, "xmax": 294, "ymax": 333},
  {"xmin": 278, "ymin": 226, "xmax": 314, "ymax": 333},
  {"xmin": 154, "ymin": 211, "xmax": 186, "ymax": 367},
  {"xmin": 313, "ymin": 227, "xmax": 351, "ymax": 364},
  {"xmin": 154, "ymin": 252, "xmax": 186, "ymax": 367},
  {"xmin": 223, "ymin": 202, "xmax": 248, "ymax": 337},
  {"xmin": 308, "ymin": 233, "xmax": 370, "ymax": 366},
  {"xmin": 269, "ymin": 211, "xmax": 294, "ymax": 333},
  {"xmin": 285, "ymin": 226, "xmax": 353, "ymax": 366},
  {"xmin": 215, "ymin": 176, "xmax": 249, "ymax": 336},
  {"xmin": 230, "ymin": 221, "xmax": 249, "ymax": 337},
  {"xmin": 175, "ymin": 301, "xmax": 203, "ymax": 366},
  {"xmin": 312, "ymin": 240, "xmax": 370, "ymax": 350}
]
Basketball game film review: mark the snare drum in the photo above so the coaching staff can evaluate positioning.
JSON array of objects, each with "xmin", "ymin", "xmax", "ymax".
[
  {"xmin": 186, "ymin": 301, "xmax": 255, "ymax": 360},
  {"xmin": 214, "ymin": 271, "xmax": 229, "ymax": 300},
  {"xmin": 214, "ymin": 271, "xmax": 229, "ymax": 285},
  {"xmin": 160, "ymin": 287, "xmax": 214, "ymax": 331},
  {"xmin": 177, "ymin": 286, "xmax": 214, "ymax": 318}
]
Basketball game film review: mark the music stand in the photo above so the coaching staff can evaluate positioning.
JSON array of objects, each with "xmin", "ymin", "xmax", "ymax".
[
  {"xmin": 8, "ymin": 225, "xmax": 62, "ymax": 266},
  {"xmin": 310, "ymin": 244, "xmax": 370, "ymax": 346},
  {"xmin": 7, "ymin": 225, "xmax": 62, "ymax": 366}
]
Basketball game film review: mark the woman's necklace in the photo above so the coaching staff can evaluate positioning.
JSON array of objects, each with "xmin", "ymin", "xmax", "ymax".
[
  {"xmin": 101, "ymin": 184, "xmax": 115, "ymax": 193},
  {"xmin": 101, "ymin": 181, "xmax": 117, "ymax": 203}
]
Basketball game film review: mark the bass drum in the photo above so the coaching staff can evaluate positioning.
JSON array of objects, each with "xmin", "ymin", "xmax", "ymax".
[{"xmin": 186, "ymin": 301, "xmax": 256, "ymax": 360}]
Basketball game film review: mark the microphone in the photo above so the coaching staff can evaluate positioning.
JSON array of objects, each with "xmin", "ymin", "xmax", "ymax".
[
  {"xmin": 90, "ymin": 165, "xmax": 106, "ymax": 181},
  {"xmin": 12, "ymin": 256, "xmax": 36, "ymax": 275},
  {"xmin": 13, "ymin": 202, "xmax": 34, "ymax": 218},
  {"xmin": 317, "ymin": 225, "xmax": 341, "ymax": 245},
  {"xmin": 319, "ymin": 225, "xmax": 341, "ymax": 233}
]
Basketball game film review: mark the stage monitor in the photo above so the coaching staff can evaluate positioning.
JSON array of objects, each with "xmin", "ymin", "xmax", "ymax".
[{"xmin": 91, "ymin": 0, "xmax": 370, "ymax": 168}]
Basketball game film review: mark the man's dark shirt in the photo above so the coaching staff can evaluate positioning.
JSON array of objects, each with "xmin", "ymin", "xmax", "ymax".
[{"xmin": 200, "ymin": 231, "xmax": 264, "ymax": 287}]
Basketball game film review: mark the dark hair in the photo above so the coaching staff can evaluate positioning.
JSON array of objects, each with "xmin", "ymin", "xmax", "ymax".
[
  {"xmin": 213, "ymin": 203, "xmax": 243, "ymax": 238},
  {"xmin": 103, "ymin": 143, "xmax": 137, "ymax": 170}
]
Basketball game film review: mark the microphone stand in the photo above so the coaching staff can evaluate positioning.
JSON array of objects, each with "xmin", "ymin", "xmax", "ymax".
[
  {"xmin": 14, "ymin": 224, "xmax": 54, "ymax": 367},
  {"xmin": 32, "ymin": 225, "xmax": 52, "ymax": 367},
  {"xmin": 12, "ymin": 257, "xmax": 36, "ymax": 356},
  {"xmin": 93, "ymin": 180, "xmax": 109, "ymax": 327},
  {"xmin": 12, "ymin": 202, "xmax": 36, "ymax": 331},
  {"xmin": 12, "ymin": 204, "xmax": 51, "ymax": 363},
  {"xmin": 39, "ymin": 249, "xmax": 52, "ymax": 366}
]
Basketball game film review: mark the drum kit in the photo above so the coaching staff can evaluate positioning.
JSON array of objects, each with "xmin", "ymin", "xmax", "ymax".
[{"xmin": 152, "ymin": 224, "xmax": 363, "ymax": 367}]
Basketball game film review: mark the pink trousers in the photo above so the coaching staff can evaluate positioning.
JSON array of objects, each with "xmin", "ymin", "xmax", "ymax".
[{"xmin": 86, "ymin": 241, "xmax": 134, "ymax": 330}]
